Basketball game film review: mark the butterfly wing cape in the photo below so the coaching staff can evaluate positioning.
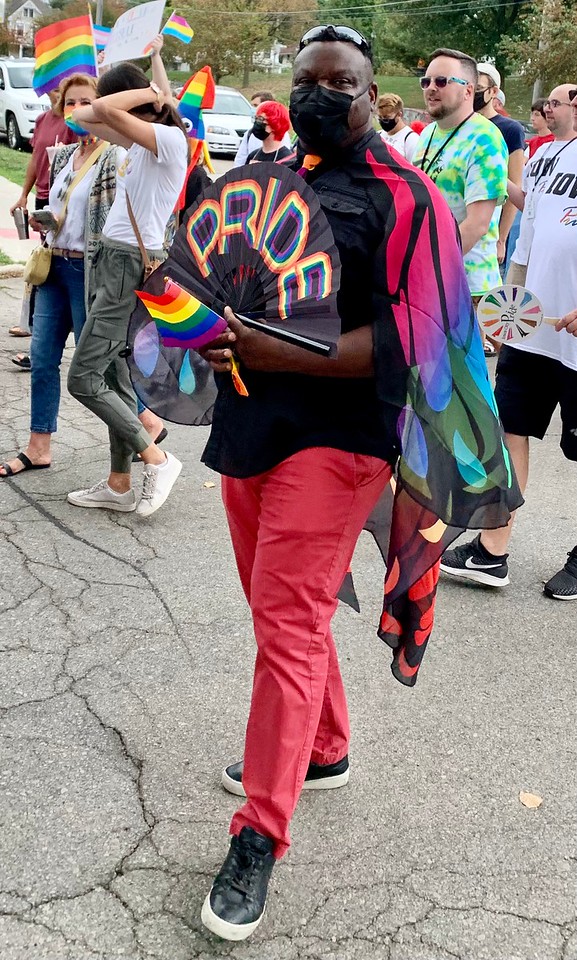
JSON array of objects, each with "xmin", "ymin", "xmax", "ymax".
[
  {"xmin": 127, "ymin": 163, "xmax": 341, "ymax": 423},
  {"xmin": 343, "ymin": 138, "xmax": 523, "ymax": 685}
]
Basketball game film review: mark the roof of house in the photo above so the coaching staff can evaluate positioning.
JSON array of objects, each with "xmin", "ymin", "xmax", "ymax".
[{"xmin": 6, "ymin": 0, "xmax": 51, "ymax": 18}]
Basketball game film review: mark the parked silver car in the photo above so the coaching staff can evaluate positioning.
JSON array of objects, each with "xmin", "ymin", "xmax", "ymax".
[{"xmin": 203, "ymin": 86, "xmax": 254, "ymax": 156}]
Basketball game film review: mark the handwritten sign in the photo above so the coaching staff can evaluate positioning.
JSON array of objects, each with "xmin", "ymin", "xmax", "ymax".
[{"xmin": 103, "ymin": 0, "xmax": 166, "ymax": 65}]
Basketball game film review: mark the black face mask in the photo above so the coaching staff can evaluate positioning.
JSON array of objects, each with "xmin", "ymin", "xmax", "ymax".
[
  {"xmin": 473, "ymin": 89, "xmax": 491, "ymax": 112},
  {"xmin": 289, "ymin": 84, "xmax": 368, "ymax": 152},
  {"xmin": 251, "ymin": 120, "xmax": 269, "ymax": 141},
  {"xmin": 379, "ymin": 117, "xmax": 397, "ymax": 132}
]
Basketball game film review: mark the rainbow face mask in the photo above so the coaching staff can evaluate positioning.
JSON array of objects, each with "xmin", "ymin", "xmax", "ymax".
[{"xmin": 65, "ymin": 112, "xmax": 89, "ymax": 137}]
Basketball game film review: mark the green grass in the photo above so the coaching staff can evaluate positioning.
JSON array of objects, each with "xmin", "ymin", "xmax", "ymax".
[
  {"xmin": 0, "ymin": 143, "xmax": 31, "ymax": 189},
  {"xmin": 169, "ymin": 69, "xmax": 534, "ymax": 121},
  {"xmin": 0, "ymin": 251, "xmax": 15, "ymax": 266}
]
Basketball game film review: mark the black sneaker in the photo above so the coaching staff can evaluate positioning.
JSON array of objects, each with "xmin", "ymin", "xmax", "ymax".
[
  {"xmin": 440, "ymin": 534, "xmax": 509, "ymax": 587},
  {"xmin": 222, "ymin": 754, "xmax": 349, "ymax": 798},
  {"xmin": 201, "ymin": 826, "xmax": 275, "ymax": 941},
  {"xmin": 543, "ymin": 546, "xmax": 577, "ymax": 601}
]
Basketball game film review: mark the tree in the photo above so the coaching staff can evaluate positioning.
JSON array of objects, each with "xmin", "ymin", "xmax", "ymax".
[
  {"xmin": 499, "ymin": 0, "xmax": 577, "ymax": 91},
  {"xmin": 374, "ymin": 0, "xmax": 531, "ymax": 84},
  {"xmin": 178, "ymin": 0, "xmax": 272, "ymax": 82}
]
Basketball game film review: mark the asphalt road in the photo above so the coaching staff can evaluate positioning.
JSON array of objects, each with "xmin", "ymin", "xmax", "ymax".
[{"xmin": 0, "ymin": 273, "xmax": 575, "ymax": 960}]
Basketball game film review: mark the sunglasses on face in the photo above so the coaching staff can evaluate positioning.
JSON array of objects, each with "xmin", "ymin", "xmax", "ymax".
[
  {"xmin": 544, "ymin": 91, "xmax": 577, "ymax": 108},
  {"xmin": 298, "ymin": 24, "xmax": 370, "ymax": 53},
  {"xmin": 420, "ymin": 75, "xmax": 468, "ymax": 90}
]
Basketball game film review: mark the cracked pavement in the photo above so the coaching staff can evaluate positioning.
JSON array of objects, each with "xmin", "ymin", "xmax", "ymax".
[{"xmin": 1, "ymin": 276, "xmax": 575, "ymax": 960}]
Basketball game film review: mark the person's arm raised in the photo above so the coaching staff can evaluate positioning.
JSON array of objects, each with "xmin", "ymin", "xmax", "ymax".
[
  {"xmin": 73, "ymin": 86, "xmax": 166, "ymax": 153},
  {"xmin": 149, "ymin": 35, "xmax": 172, "ymax": 99}
]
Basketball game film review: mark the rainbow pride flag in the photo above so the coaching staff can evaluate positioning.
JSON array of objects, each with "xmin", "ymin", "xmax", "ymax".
[
  {"xmin": 162, "ymin": 13, "xmax": 194, "ymax": 43},
  {"xmin": 93, "ymin": 24, "xmax": 112, "ymax": 51},
  {"xmin": 33, "ymin": 15, "xmax": 97, "ymax": 96},
  {"xmin": 136, "ymin": 278, "xmax": 228, "ymax": 349}
]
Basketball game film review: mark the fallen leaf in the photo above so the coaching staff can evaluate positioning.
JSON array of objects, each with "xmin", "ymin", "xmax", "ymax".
[
  {"xmin": 203, "ymin": 481, "xmax": 216, "ymax": 489},
  {"xmin": 519, "ymin": 791, "xmax": 543, "ymax": 809}
]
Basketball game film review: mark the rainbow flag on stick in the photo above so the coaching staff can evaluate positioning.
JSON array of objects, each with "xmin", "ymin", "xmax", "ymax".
[
  {"xmin": 162, "ymin": 13, "xmax": 194, "ymax": 43},
  {"xmin": 33, "ymin": 14, "xmax": 97, "ymax": 96},
  {"xmin": 136, "ymin": 278, "xmax": 228, "ymax": 349},
  {"xmin": 93, "ymin": 24, "xmax": 112, "ymax": 51}
]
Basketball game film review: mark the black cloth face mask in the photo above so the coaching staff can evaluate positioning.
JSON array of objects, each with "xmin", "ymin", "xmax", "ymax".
[
  {"xmin": 251, "ymin": 120, "xmax": 269, "ymax": 141},
  {"xmin": 379, "ymin": 117, "xmax": 398, "ymax": 132},
  {"xmin": 289, "ymin": 84, "xmax": 369, "ymax": 151},
  {"xmin": 473, "ymin": 89, "xmax": 491, "ymax": 112}
]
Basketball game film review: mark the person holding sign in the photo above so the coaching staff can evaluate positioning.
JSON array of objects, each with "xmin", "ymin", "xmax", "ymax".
[{"xmin": 65, "ymin": 60, "xmax": 188, "ymax": 517}]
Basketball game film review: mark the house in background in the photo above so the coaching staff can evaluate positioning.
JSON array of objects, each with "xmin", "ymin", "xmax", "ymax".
[
  {"xmin": 252, "ymin": 41, "xmax": 296, "ymax": 74},
  {"xmin": 2, "ymin": 0, "xmax": 51, "ymax": 55}
]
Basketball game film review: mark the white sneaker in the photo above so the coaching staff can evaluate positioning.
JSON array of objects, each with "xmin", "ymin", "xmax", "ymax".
[
  {"xmin": 136, "ymin": 451, "xmax": 182, "ymax": 517},
  {"xmin": 67, "ymin": 479, "xmax": 136, "ymax": 512}
]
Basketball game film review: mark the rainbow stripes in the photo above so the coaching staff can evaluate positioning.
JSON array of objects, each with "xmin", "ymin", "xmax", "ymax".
[
  {"xmin": 162, "ymin": 13, "xmax": 194, "ymax": 43},
  {"xmin": 33, "ymin": 15, "xmax": 97, "ymax": 96},
  {"xmin": 136, "ymin": 278, "xmax": 228, "ymax": 349},
  {"xmin": 177, "ymin": 66, "xmax": 215, "ymax": 139}
]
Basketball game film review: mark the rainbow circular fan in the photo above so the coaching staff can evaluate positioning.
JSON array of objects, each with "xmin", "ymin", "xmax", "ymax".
[{"xmin": 126, "ymin": 163, "xmax": 341, "ymax": 425}]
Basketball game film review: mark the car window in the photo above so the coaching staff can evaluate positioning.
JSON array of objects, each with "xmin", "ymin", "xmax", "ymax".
[
  {"xmin": 7, "ymin": 65, "xmax": 35, "ymax": 88},
  {"xmin": 206, "ymin": 92, "xmax": 252, "ymax": 116}
]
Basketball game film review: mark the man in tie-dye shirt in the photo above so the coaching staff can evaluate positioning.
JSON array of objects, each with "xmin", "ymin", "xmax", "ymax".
[{"xmin": 413, "ymin": 48, "xmax": 508, "ymax": 303}]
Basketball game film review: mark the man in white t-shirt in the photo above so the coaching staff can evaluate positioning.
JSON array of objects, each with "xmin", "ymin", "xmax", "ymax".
[
  {"xmin": 441, "ymin": 84, "xmax": 577, "ymax": 601},
  {"xmin": 376, "ymin": 92, "xmax": 420, "ymax": 162},
  {"xmin": 507, "ymin": 83, "xmax": 577, "ymax": 287}
]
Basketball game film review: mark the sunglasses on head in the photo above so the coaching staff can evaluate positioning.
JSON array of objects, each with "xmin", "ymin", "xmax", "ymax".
[
  {"xmin": 420, "ymin": 75, "xmax": 468, "ymax": 90},
  {"xmin": 298, "ymin": 24, "xmax": 370, "ymax": 53}
]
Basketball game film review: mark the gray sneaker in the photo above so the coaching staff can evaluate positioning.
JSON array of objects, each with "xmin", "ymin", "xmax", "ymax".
[
  {"xmin": 136, "ymin": 451, "xmax": 182, "ymax": 517},
  {"xmin": 67, "ymin": 479, "xmax": 136, "ymax": 512}
]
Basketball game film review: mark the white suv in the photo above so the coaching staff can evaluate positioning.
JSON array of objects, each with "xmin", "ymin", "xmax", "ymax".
[{"xmin": 0, "ymin": 58, "xmax": 50, "ymax": 150}]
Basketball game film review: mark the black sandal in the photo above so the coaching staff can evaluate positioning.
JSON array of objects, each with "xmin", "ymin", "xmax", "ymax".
[
  {"xmin": 0, "ymin": 452, "xmax": 50, "ymax": 477},
  {"xmin": 11, "ymin": 354, "xmax": 31, "ymax": 369}
]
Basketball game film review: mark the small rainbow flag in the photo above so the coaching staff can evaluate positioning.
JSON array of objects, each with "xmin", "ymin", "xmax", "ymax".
[
  {"xmin": 162, "ymin": 13, "xmax": 194, "ymax": 44},
  {"xmin": 33, "ymin": 15, "xmax": 97, "ymax": 97},
  {"xmin": 93, "ymin": 24, "xmax": 112, "ymax": 51},
  {"xmin": 136, "ymin": 278, "xmax": 228, "ymax": 349}
]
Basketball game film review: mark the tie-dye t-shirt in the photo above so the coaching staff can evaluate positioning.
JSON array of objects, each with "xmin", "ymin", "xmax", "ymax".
[{"xmin": 413, "ymin": 113, "xmax": 508, "ymax": 295}]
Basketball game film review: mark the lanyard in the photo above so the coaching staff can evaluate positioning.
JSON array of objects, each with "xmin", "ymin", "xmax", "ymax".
[
  {"xmin": 533, "ymin": 137, "xmax": 576, "ymax": 188},
  {"xmin": 418, "ymin": 113, "xmax": 473, "ymax": 178}
]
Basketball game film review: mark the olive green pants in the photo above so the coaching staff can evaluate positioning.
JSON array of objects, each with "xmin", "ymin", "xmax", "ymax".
[{"xmin": 68, "ymin": 237, "xmax": 163, "ymax": 475}]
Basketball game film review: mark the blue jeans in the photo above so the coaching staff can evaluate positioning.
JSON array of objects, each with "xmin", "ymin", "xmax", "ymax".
[{"xmin": 30, "ymin": 255, "xmax": 86, "ymax": 434}]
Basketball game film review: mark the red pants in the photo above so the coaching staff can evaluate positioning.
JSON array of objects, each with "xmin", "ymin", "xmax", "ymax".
[{"xmin": 222, "ymin": 447, "xmax": 392, "ymax": 858}]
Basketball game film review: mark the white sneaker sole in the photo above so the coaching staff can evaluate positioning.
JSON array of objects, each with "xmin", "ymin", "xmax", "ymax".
[
  {"xmin": 221, "ymin": 766, "xmax": 349, "ymax": 798},
  {"xmin": 136, "ymin": 456, "xmax": 182, "ymax": 517},
  {"xmin": 201, "ymin": 892, "xmax": 264, "ymax": 941},
  {"xmin": 67, "ymin": 494, "xmax": 136, "ymax": 512},
  {"xmin": 439, "ymin": 562, "xmax": 509, "ymax": 587}
]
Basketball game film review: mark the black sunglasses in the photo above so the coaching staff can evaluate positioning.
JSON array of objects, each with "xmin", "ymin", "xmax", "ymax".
[{"xmin": 298, "ymin": 24, "xmax": 370, "ymax": 53}]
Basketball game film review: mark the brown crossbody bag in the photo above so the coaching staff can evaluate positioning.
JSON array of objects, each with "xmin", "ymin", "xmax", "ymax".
[{"xmin": 126, "ymin": 195, "xmax": 163, "ymax": 278}]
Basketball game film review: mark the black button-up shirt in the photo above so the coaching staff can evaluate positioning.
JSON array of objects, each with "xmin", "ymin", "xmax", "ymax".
[{"xmin": 202, "ymin": 131, "xmax": 398, "ymax": 478}]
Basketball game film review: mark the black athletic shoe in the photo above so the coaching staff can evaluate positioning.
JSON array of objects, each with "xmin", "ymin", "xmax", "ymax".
[
  {"xmin": 440, "ymin": 534, "xmax": 509, "ymax": 587},
  {"xmin": 543, "ymin": 546, "xmax": 577, "ymax": 601},
  {"xmin": 201, "ymin": 827, "xmax": 275, "ymax": 941},
  {"xmin": 222, "ymin": 754, "xmax": 350, "ymax": 798}
]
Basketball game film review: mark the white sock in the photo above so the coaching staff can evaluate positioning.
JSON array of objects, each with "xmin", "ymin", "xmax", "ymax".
[{"xmin": 107, "ymin": 484, "xmax": 131, "ymax": 496}]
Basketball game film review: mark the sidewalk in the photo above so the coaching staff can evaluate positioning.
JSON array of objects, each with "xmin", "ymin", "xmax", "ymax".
[
  {"xmin": 0, "ymin": 174, "xmax": 40, "ymax": 270},
  {"xmin": 1, "ymin": 276, "xmax": 576, "ymax": 955}
]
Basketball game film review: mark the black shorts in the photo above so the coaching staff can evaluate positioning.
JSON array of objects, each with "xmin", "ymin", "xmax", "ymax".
[{"xmin": 494, "ymin": 346, "xmax": 577, "ymax": 461}]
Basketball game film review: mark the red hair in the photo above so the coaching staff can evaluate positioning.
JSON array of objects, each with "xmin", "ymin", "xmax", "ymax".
[{"xmin": 256, "ymin": 100, "xmax": 290, "ymax": 139}]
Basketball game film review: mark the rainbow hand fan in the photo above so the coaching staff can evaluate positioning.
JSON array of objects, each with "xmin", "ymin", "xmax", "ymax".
[{"xmin": 127, "ymin": 163, "xmax": 341, "ymax": 425}]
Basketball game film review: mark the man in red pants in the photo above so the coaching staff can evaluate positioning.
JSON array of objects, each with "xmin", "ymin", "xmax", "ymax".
[{"xmin": 198, "ymin": 26, "xmax": 521, "ymax": 941}]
